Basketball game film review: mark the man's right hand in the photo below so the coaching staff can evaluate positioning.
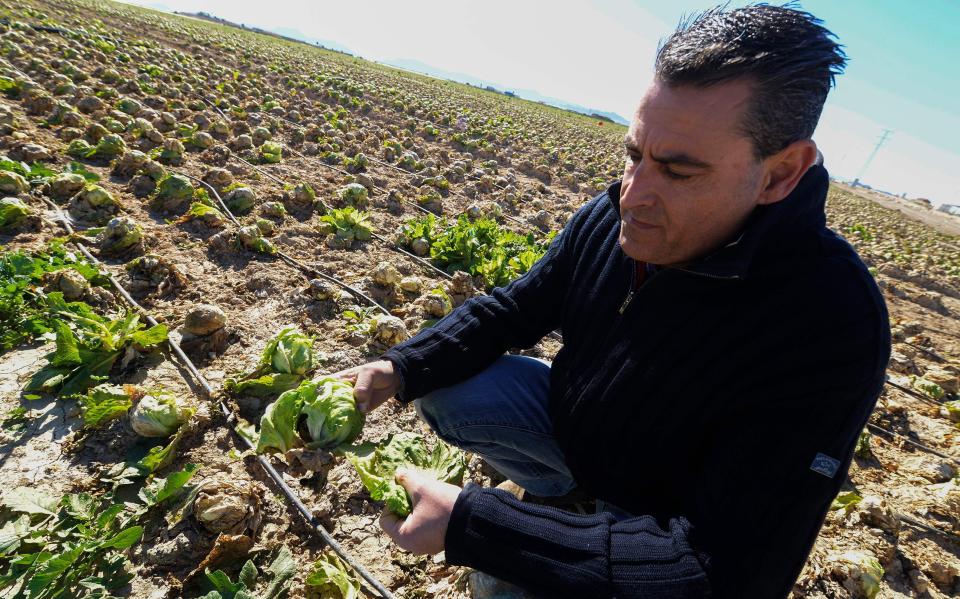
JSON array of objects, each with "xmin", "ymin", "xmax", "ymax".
[{"xmin": 333, "ymin": 360, "xmax": 401, "ymax": 413}]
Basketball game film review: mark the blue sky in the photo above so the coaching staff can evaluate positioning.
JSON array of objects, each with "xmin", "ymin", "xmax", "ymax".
[
  {"xmin": 637, "ymin": 0, "xmax": 960, "ymax": 155},
  {"xmin": 119, "ymin": 0, "xmax": 958, "ymax": 206}
]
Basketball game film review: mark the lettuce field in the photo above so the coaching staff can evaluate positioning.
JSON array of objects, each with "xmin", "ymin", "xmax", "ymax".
[{"xmin": 0, "ymin": 0, "xmax": 958, "ymax": 597}]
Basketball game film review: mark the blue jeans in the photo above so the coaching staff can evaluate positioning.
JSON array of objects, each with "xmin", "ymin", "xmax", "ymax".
[{"xmin": 414, "ymin": 354, "xmax": 577, "ymax": 497}]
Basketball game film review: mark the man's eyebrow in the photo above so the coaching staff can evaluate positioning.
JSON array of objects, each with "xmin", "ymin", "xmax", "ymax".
[
  {"xmin": 650, "ymin": 151, "xmax": 712, "ymax": 169},
  {"xmin": 623, "ymin": 137, "xmax": 711, "ymax": 169}
]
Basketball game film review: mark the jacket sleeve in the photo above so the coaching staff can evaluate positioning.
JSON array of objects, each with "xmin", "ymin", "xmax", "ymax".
[
  {"xmin": 380, "ymin": 216, "xmax": 576, "ymax": 404},
  {"xmin": 444, "ymin": 483, "xmax": 713, "ymax": 599}
]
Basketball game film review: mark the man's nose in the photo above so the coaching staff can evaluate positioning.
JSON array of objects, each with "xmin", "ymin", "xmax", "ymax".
[{"xmin": 620, "ymin": 172, "xmax": 657, "ymax": 211}]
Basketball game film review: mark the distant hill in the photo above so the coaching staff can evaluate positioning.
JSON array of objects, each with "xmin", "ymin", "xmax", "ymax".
[
  {"xmin": 175, "ymin": 12, "xmax": 355, "ymax": 55},
  {"xmin": 270, "ymin": 26, "xmax": 354, "ymax": 56},
  {"xmin": 383, "ymin": 58, "xmax": 629, "ymax": 125}
]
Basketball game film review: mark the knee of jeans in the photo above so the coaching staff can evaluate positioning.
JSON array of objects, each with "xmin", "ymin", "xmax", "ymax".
[
  {"xmin": 520, "ymin": 475, "xmax": 577, "ymax": 498},
  {"xmin": 413, "ymin": 394, "xmax": 462, "ymax": 446}
]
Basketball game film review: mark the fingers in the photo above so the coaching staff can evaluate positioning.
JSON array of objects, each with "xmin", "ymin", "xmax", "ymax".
[
  {"xmin": 331, "ymin": 367, "xmax": 359, "ymax": 385},
  {"xmin": 379, "ymin": 509, "xmax": 403, "ymax": 541},
  {"xmin": 353, "ymin": 367, "xmax": 375, "ymax": 412},
  {"xmin": 394, "ymin": 467, "xmax": 424, "ymax": 505}
]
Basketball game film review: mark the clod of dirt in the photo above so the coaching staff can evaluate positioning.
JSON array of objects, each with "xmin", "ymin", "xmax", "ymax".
[
  {"xmin": 285, "ymin": 448, "xmax": 334, "ymax": 478},
  {"xmin": 856, "ymin": 495, "xmax": 901, "ymax": 535},
  {"xmin": 42, "ymin": 269, "xmax": 90, "ymax": 301},
  {"xmin": 183, "ymin": 304, "xmax": 227, "ymax": 336},
  {"xmin": 141, "ymin": 531, "xmax": 200, "ymax": 568}
]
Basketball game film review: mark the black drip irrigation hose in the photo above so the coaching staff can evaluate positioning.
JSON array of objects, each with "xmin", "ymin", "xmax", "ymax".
[
  {"xmin": 865, "ymin": 422, "xmax": 960, "ymax": 467},
  {"xmin": 884, "ymin": 376, "xmax": 946, "ymax": 407},
  {"xmin": 38, "ymin": 196, "xmax": 397, "ymax": 599},
  {"xmin": 904, "ymin": 342, "xmax": 946, "ymax": 363},
  {"xmin": 246, "ymin": 103, "xmax": 535, "ymax": 228},
  {"xmin": 217, "ymin": 143, "xmax": 564, "ymax": 342},
  {"xmin": 175, "ymin": 168, "xmax": 390, "ymax": 316},
  {"xmin": 898, "ymin": 511, "xmax": 960, "ymax": 542}
]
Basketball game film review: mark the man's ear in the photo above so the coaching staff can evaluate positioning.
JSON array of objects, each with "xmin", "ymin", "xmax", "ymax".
[{"xmin": 756, "ymin": 139, "xmax": 818, "ymax": 206}]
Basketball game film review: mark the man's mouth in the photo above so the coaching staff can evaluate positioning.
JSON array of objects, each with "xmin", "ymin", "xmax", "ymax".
[{"xmin": 623, "ymin": 214, "xmax": 657, "ymax": 230}]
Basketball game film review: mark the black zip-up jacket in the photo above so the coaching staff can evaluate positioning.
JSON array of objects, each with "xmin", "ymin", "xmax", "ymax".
[{"xmin": 382, "ymin": 164, "xmax": 891, "ymax": 598}]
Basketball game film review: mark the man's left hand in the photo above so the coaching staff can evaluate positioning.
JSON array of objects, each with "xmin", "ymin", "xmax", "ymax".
[{"xmin": 379, "ymin": 467, "xmax": 463, "ymax": 555}]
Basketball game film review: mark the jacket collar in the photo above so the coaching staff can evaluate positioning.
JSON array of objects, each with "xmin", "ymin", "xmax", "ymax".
[{"xmin": 605, "ymin": 164, "xmax": 830, "ymax": 279}]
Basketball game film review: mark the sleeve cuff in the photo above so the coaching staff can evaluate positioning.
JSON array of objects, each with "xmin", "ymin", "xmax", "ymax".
[
  {"xmin": 443, "ymin": 481, "xmax": 482, "ymax": 565},
  {"xmin": 380, "ymin": 349, "xmax": 411, "ymax": 403}
]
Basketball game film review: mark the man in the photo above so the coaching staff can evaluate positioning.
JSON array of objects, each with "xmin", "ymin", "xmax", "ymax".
[{"xmin": 336, "ymin": 5, "xmax": 891, "ymax": 598}]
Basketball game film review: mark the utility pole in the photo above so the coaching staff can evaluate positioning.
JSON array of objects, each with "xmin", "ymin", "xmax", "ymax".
[{"xmin": 852, "ymin": 129, "xmax": 892, "ymax": 187}]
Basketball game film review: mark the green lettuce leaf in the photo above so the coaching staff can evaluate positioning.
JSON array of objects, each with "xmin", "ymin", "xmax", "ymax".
[
  {"xmin": 223, "ymin": 373, "xmax": 301, "ymax": 398},
  {"xmin": 78, "ymin": 384, "xmax": 133, "ymax": 428},
  {"xmin": 300, "ymin": 377, "xmax": 364, "ymax": 450},
  {"xmin": 306, "ymin": 551, "xmax": 360, "ymax": 599},
  {"xmin": 255, "ymin": 385, "xmax": 307, "ymax": 454},
  {"xmin": 343, "ymin": 432, "xmax": 466, "ymax": 516}
]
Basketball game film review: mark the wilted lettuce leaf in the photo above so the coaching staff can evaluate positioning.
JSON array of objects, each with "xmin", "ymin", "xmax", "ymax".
[
  {"xmin": 223, "ymin": 373, "xmax": 301, "ymax": 398},
  {"xmin": 139, "ymin": 464, "xmax": 198, "ymax": 507},
  {"xmin": 129, "ymin": 390, "xmax": 194, "ymax": 437},
  {"xmin": 0, "ymin": 197, "xmax": 31, "ymax": 229},
  {"xmin": 131, "ymin": 324, "xmax": 168, "ymax": 349},
  {"xmin": 306, "ymin": 551, "xmax": 361, "ymax": 599},
  {"xmin": 25, "ymin": 298, "xmax": 168, "ymax": 397},
  {"xmin": 78, "ymin": 383, "xmax": 134, "ymax": 428},
  {"xmin": 1, "ymin": 487, "xmax": 60, "ymax": 516},
  {"xmin": 343, "ymin": 432, "xmax": 466, "ymax": 516}
]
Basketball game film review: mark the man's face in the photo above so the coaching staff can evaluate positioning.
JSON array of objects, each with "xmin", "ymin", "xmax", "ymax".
[{"xmin": 619, "ymin": 79, "xmax": 766, "ymax": 266}]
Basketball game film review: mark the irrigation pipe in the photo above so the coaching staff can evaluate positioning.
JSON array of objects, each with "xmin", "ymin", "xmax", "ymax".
[
  {"xmin": 249, "ymin": 104, "xmax": 535, "ymax": 227},
  {"xmin": 172, "ymin": 168, "xmax": 390, "ymax": 316},
  {"xmin": 865, "ymin": 422, "xmax": 959, "ymax": 467},
  {"xmin": 216, "ymin": 142, "xmax": 564, "ymax": 340},
  {"xmin": 38, "ymin": 198, "xmax": 397, "ymax": 599}
]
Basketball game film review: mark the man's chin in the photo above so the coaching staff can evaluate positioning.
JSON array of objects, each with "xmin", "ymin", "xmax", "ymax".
[{"xmin": 618, "ymin": 234, "xmax": 660, "ymax": 263}]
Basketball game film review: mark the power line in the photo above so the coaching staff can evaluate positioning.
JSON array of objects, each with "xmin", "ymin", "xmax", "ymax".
[{"xmin": 852, "ymin": 129, "xmax": 892, "ymax": 187}]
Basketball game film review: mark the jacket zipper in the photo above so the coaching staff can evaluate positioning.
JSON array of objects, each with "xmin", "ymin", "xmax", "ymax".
[
  {"xmin": 619, "ymin": 261, "xmax": 740, "ymax": 315},
  {"xmin": 672, "ymin": 266, "xmax": 742, "ymax": 281},
  {"xmin": 618, "ymin": 260, "xmax": 639, "ymax": 314},
  {"xmin": 618, "ymin": 289, "xmax": 635, "ymax": 314}
]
